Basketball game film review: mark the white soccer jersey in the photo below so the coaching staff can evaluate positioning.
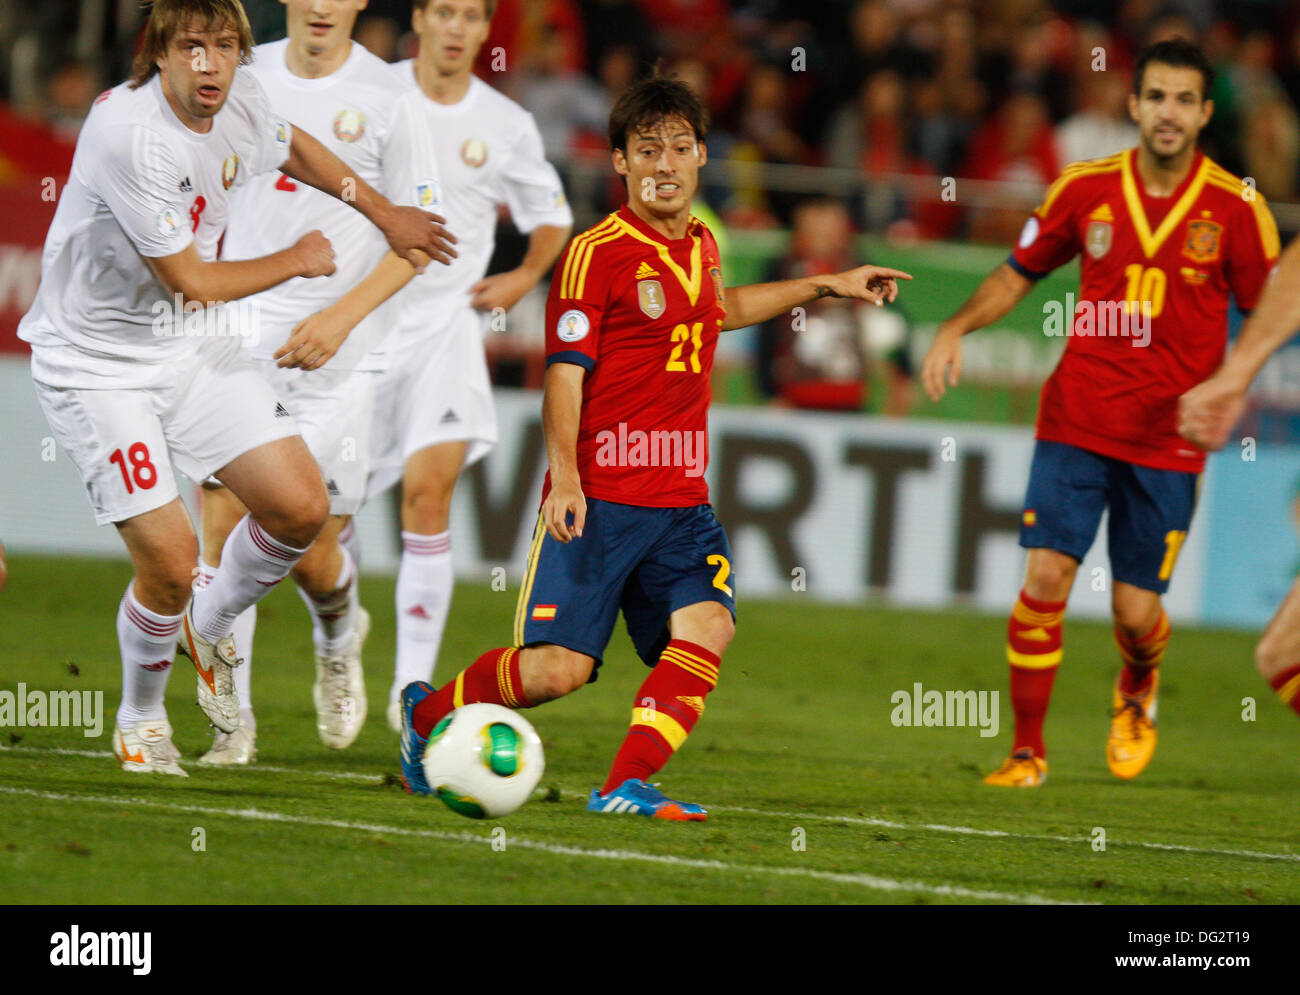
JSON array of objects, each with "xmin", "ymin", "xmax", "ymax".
[
  {"xmin": 223, "ymin": 39, "xmax": 405, "ymax": 371},
  {"xmin": 386, "ymin": 63, "xmax": 573, "ymax": 341},
  {"xmin": 19, "ymin": 70, "xmax": 292, "ymax": 389}
]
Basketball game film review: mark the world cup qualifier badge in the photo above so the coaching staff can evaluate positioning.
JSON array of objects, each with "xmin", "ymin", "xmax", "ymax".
[{"xmin": 415, "ymin": 179, "xmax": 441, "ymax": 211}]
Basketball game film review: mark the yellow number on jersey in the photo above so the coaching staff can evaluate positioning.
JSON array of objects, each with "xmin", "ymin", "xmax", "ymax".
[
  {"xmin": 1123, "ymin": 264, "xmax": 1166, "ymax": 319},
  {"xmin": 665, "ymin": 322, "xmax": 704, "ymax": 374}
]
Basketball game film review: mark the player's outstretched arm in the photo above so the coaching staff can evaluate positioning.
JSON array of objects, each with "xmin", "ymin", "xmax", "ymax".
[
  {"xmin": 540, "ymin": 362, "xmax": 587, "ymax": 544},
  {"xmin": 275, "ymin": 249, "xmax": 426, "ymax": 370},
  {"xmin": 920, "ymin": 262, "xmax": 1034, "ymax": 401},
  {"xmin": 722, "ymin": 264, "xmax": 912, "ymax": 332},
  {"xmin": 146, "ymin": 230, "xmax": 336, "ymax": 306},
  {"xmin": 1180, "ymin": 236, "xmax": 1300, "ymax": 451},
  {"xmin": 280, "ymin": 126, "xmax": 457, "ymax": 270}
]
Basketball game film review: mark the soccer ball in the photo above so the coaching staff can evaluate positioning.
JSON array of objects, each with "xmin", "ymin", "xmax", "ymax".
[{"xmin": 421, "ymin": 704, "xmax": 545, "ymax": 819}]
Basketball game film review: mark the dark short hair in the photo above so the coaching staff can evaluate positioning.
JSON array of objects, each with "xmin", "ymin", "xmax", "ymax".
[
  {"xmin": 608, "ymin": 71, "xmax": 709, "ymax": 153},
  {"xmin": 412, "ymin": 0, "xmax": 498, "ymax": 17},
  {"xmin": 1134, "ymin": 38, "xmax": 1214, "ymax": 100},
  {"xmin": 130, "ymin": 0, "xmax": 254, "ymax": 88}
]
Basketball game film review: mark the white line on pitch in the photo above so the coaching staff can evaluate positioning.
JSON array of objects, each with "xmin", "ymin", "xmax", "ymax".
[
  {"xmin": 710, "ymin": 804, "xmax": 1300, "ymax": 864},
  {"xmin": 5, "ymin": 743, "xmax": 1296, "ymax": 864},
  {"xmin": 0, "ymin": 785, "xmax": 1081, "ymax": 905},
  {"xmin": 0, "ymin": 744, "xmax": 377, "ymax": 781}
]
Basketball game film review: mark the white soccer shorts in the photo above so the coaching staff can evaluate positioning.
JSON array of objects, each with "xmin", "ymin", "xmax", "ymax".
[
  {"xmin": 261, "ymin": 360, "xmax": 376, "ymax": 517},
  {"xmin": 34, "ymin": 340, "xmax": 301, "ymax": 526},
  {"xmin": 366, "ymin": 305, "xmax": 498, "ymax": 501}
]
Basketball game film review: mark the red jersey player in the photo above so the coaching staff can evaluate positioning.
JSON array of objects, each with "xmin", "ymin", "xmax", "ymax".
[
  {"xmin": 1180, "ymin": 236, "xmax": 1300, "ymax": 723},
  {"xmin": 922, "ymin": 39, "xmax": 1279, "ymax": 786},
  {"xmin": 397, "ymin": 71, "xmax": 910, "ymax": 818}
]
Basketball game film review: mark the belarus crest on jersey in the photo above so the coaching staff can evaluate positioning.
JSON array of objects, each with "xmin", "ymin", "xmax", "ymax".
[
  {"xmin": 1183, "ymin": 219, "xmax": 1222, "ymax": 263},
  {"xmin": 415, "ymin": 180, "xmax": 442, "ymax": 210},
  {"xmin": 1085, "ymin": 221, "xmax": 1112, "ymax": 259},
  {"xmin": 461, "ymin": 138, "xmax": 488, "ymax": 168},
  {"xmin": 222, "ymin": 154, "xmax": 240, "ymax": 190},
  {"xmin": 638, "ymin": 280, "xmax": 666, "ymax": 319},
  {"xmin": 333, "ymin": 108, "xmax": 366, "ymax": 143}
]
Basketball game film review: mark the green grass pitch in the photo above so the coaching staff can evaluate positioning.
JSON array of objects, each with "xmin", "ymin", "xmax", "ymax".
[{"xmin": 1, "ymin": 555, "xmax": 1296, "ymax": 904}]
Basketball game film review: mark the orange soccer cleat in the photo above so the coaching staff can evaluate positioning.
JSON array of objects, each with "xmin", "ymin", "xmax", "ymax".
[
  {"xmin": 983, "ymin": 748, "xmax": 1048, "ymax": 787},
  {"xmin": 1107, "ymin": 670, "xmax": 1158, "ymax": 780}
]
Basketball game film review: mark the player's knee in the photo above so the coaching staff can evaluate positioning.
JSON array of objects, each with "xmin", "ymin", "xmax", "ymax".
[
  {"xmin": 402, "ymin": 485, "xmax": 453, "ymax": 532},
  {"xmin": 1112, "ymin": 603, "xmax": 1155, "ymax": 640},
  {"xmin": 266, "ymin": 488, "xmax": 329, "ymax": 549},
  {"xmin": 697, "ymin": 606, "xmax": 735, "ymax": 655},
  {"xmin": 1024, "ymin": 557, "xmax": 1074, "ymax": 600},
  {"xmin": 148, "ymin": 561, "xmax": 198, "ymax": 615},
  {"xmin": 553, "ymin": 653, "xmax": 594, "ymax": 697},
  {"xmin": 526, "ymin": 647, "xmax": 594, "ymax": 701}
]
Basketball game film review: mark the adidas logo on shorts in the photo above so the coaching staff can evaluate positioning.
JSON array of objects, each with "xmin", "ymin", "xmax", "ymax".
[
  {"xmin": 274, "ymin": 402, "xmax": 290, "ymax": 418},
  {"xmin": 440, "ymin": 408, "xmax": 459, "ymax": 424},
  {"xmin": 326, "ymin": 479, "xmax": 340, "ymax": 496}
]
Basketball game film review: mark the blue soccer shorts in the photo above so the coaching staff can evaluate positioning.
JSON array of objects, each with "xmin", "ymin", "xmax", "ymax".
[
  {"xmin": 1019, "ymin": 439, "xmax": 1199, "ymax": 594},
  {"xmin": 513, "ymin": 498, "xmax": 736, "ymax": 675}
]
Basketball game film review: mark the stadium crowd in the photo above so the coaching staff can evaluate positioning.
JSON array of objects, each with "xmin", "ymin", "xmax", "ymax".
[{"xmin": 3, "ymin": 1, "xmax": 1300, "ymax": 240}]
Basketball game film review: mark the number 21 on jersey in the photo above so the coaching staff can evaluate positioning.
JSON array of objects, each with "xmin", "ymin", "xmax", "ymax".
[{"xmin": 665, "ymin": 319, "xmax": 721, "ymax": 374}]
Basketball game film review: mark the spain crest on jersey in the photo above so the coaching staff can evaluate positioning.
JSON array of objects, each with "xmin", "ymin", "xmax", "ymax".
[
  {"xmin": 1085, "ymin": 221, "xmax": 1112, "ymax": 259},
  {"xmin": 1184, "ymin": 219, "xmax": 1222, "ymax": 263},
  {"xmin": 333, "ymin": 108, "xmax": 366, "ymax": 143},
  {"xmin": 222, "ymin": 154, "xmax": 240, "ymax": 190}
]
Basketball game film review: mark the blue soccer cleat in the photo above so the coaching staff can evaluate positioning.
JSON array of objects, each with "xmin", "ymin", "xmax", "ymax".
[
  {"xmin": 399, "ymin": 681, "xmax": 436, "ymax": 796},
  {"xmin": 587, "ymin": 778, "xmax": 707, "ymax": 821}
]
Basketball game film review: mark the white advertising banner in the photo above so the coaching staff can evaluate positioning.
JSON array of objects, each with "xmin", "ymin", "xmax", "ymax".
[{"xmin": 0, "ymin": 360, "xmax": 1208, "ymax": 623}]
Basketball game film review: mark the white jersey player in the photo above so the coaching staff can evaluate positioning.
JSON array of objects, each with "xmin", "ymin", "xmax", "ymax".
[
  {"xmin": 18, "ymin": 0, "xmax": 453, "ymax": 776},
  {"xmin": 196, "ymin": 5, "xmax": 448, "ymax": 763},
  {"xmin": 322, "ymin": 0, "xmax": 572, "ymax": 730}
]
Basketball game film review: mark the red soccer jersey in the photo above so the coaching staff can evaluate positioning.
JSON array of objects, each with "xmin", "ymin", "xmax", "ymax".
[
  {"xmin": 1010, "ymin": 148, "xmax": 1280, "ymax": 473},
  {"xmin": 544, "ymin": 204, "xmax": 727, "ymax": 507}
]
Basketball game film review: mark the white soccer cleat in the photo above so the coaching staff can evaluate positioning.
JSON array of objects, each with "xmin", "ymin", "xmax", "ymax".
[
  {"xmin": 113, "ymin": 719, "xmax": 188, "ymax": 777},
  {"xmin": 197, "ymin": 724, "xmax": 257, "ymax": 766},
  {"xmin": 179, "ymin": 610, "xmax": 242, "ymax": 733},
  {"xmin": 313, "ymin": 629, "xmax": 367, "ymax": 749}
]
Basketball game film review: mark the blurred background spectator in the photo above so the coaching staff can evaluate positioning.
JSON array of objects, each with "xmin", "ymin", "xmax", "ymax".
[
  {"xmin": 6, "ymin": 0, "xmax": 1299, "ymax": 242},
  {"xmin": 757, "ymin": 198, "xmax": 913, "ymax": 414}
]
